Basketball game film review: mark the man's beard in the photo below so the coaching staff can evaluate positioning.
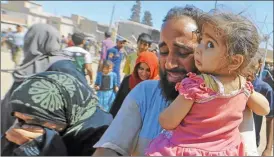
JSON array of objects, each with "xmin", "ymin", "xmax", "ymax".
[
  {"xmin": 159, "ymin": 65, "xmax": 199, "ymax": 101},
  {"xmin": 159, "ymin": 67, "xmax": 188, "ymax": 101}
]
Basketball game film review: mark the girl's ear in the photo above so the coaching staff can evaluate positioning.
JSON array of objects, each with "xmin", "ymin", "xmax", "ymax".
[{"xmin": 227, "ymin": 54, "xmax": 244, "ymax": 72}]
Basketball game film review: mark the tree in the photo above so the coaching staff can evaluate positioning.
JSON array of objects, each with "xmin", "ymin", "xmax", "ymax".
[
  {"xmin": 129, "ymin": 1, "xmax": 141, "ymax": 23},
  {"xmin": 142, "ymin": 11, "xmax": 153, "ymax": 26}
]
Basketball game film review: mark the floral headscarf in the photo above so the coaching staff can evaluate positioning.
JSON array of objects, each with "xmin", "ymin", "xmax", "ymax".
[
  {"xmin": 8, "ymin": 71, "xmax": 113, "ymax": 155},
  {"xmin": 9, "ymin": 71, "xmax": 98, "ymax": 131}
]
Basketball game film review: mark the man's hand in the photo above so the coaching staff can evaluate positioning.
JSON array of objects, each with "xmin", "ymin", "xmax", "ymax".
[
  {"xmin": 5, "ymin": 124, "xmax": 44, "ymax": 145},
  {"xmin": 89, "ymin": 79, "xmax": 93, "ymax": 85},
  {"xmin": 94, "ymin": 85, "xmax": 100, "ymax": 91},
  {"xmin": 108, "ymin": 53, "xmax": 114, "ymax": 59},
  {"xmin": 115, "ymin": 86, "xmax": 119, "ymax": 93}
]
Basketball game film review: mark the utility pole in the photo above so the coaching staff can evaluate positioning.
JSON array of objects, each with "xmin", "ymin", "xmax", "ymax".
[
  {"xmin": 108, "ymin": 4, "xmax": 116, "ymax": 32},
  {"xmin": 215, "ymin": 0, "xmax": 217, "ymax": 9}
]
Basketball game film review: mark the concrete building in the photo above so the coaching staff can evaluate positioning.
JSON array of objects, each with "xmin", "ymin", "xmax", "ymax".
[
  {"xmin": 259, "ymin": 48, "xmax": 274, "ymax": 63},
  {"xmin": 47, "ymin": 16, "xmax": 74, "ymax": 37},
  {"xmin": 1, "ymin": 1, "xmax": 49, "ymax": 32},
  {"xmin": 117, "ymin": 20, "xmax": 160, "ymax": 44},
  {"xmin": 1, "ymin": 1, "xmax": 161, "ymax": 46},
  {"xmin": 1, "ymin": 8, "xmax": 27, "ymax": 31},
  {"xmin": 1, "ymin": 1, "xmax": 76, "ymax": 37},
  {"xmin": 71, "ymin": 14, "xmax": 97, "ymax": 35},
  {"xmin": 96, "ymin": 23, "xmax": 109, "ymax": 42}
]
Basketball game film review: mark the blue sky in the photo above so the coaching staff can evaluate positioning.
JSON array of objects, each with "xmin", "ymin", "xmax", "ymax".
[{"xmin": 35, "ymin": 1, "xmax": 273, "ymax": 49}]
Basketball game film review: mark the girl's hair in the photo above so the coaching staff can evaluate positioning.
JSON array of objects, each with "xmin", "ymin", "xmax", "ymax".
[
  {"xmin": 198, "ymin": 10, "xmax": 260, "ymax": 73},
  {"xmin": 102, "ymin": 60, "xmax": 113, "ymax": 68}
]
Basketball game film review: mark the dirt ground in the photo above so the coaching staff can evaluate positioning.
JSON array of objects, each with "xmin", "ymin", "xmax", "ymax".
[{"xmin": 1, "ymin": 49, "xmax": 272, "ymax": 155}]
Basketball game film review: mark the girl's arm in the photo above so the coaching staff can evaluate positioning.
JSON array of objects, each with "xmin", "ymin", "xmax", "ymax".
[
  {"xmin": 159, "ymin": 95, "xmax": 194, "ymax": 130},
  {"xmin": 94, "ymin": 73, "xmax": 101, "ymax": 90},
  {"xmin": 247, "ymin": 91, "xmax": 270, "ymax": 116}
]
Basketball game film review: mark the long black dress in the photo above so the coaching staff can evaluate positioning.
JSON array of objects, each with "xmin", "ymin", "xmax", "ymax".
[{"xmin": 109, "ymin": 75, "xmax": 131, "ymax": 117}]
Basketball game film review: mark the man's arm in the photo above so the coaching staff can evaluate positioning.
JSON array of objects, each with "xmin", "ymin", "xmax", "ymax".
[
  {"xmin": 239, "ymin": 107, "xmax": 259, "ymax": 156},
  {"xmin": 247, "ymin": 91, "xmax": 270, "ymax": 115},
  {"xmin": 85, "ymin": 63, "xmax": 93, "ymax": 84},
  {"xmin": 84, "ymin": 52, "xmax": 94, "ymax": 84},
  {"xmin": 93, "ymin": 148, "xmax": 120, "ymax": 156},
  {"xmin": 93, "ymin": 95, "xmax": 142, "ymax": 156},
  {"xmin": 101, "ymin": 41, "xmax": 107, "ymax": 60}
]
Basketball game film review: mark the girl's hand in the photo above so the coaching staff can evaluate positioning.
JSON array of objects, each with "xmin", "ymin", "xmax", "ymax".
[{"xmin": 5, "ymin": 123, "xmax": 44, "ymax": 145}]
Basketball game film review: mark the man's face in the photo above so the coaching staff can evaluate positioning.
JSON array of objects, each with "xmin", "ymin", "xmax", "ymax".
[
  {"xmin": 16, "ymin": 26, "xmax": 23, "ymax": 32},
  {"xmin": 137, "ymin": 40, "xmax": 150, "ymax": 54},
  {"xmin": 159, "ymin": 18, "xmax": 198, "ymax": 100},
  {"xmin": 117, "ymin": 41, "xmax": 126, "ymax": 49}
]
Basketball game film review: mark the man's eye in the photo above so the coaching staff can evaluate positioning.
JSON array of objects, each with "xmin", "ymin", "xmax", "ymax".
[
  {"xmin": 159, "ymin": 51, "xmax": 168, "ymax": 56},
  {"xmin": 178, "ymin": 52, "xmax": 191, "ymax": 58},
  {"xmin": 207, "ymin": 41, "xmax": 214, "ymax": 48}
]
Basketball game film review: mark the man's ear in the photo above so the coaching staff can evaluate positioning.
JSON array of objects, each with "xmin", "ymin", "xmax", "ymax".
[{"xmin": 228, "ymin": 54, "xmax": 244, "ymax": 72}]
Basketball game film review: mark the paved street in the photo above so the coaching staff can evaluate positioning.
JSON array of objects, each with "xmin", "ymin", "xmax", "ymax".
[{"xmin": 0, "ymin": 49, "xmax": 272, "ymax": 155}]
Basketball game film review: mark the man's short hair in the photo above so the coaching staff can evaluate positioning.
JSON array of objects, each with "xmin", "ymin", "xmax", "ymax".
[
  {"xmin": 16, "ymin": 24, "xmax": 21, "ymax": 28},
  {"xmin": 105, "ymin": 31, "xmax": 111, "ymax": 38},
  {"xmin": 163, "ymin": 5, "xmax": 202, "ymax": 23},
  {"xmin": 137, "ymin": 33, "xmax": 152, "ymax": 44},
  {"xmin": 72, "ymin": 33, "xmax": 85, "ymax": 46}
]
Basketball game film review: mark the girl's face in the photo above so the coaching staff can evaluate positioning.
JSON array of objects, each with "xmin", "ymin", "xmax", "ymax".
[
  {"xmin": 137, "ymin": 63, "xmax": 150, "ymax": 80},
  {"xmin": 195, "ymin": 23, "xmax": 229, "ymax": 75},
  {"xmin": 102, "ymin": 65, "xmax": 113, "ymax": 75}
]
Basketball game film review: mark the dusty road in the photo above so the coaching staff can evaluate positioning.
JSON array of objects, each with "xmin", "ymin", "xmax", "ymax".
[{"xmin": 0, "ymin": 49, "xmax": 272, "ymax": 155}]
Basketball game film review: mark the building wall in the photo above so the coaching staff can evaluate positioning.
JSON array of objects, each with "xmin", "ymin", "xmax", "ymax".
[
  {"xmin": 25, "ymin": 2, "xmax": 43, "ymax": 13},
  {"xmin": 117, "ymin": 20, "xmax": 160, "ymax": 44},
  {"xmin": 97, "ymin": 24, "xmax": 109, "ymax": 33},
  {"xmin": 1, "ymin": 1, "xmax": 29, "ymax": 13},
  {"xmin": 47, "ymin": 17, "xmax": 61, "ymax": 32},
  {"xmin": 1, "ymin": 10, "xmax": 27, "ymax": 25},
  {"xmin": 79, "ymin": 19, "xmax": 97, "ymax": 34},
  {"xmin": 60, "ymin": 24, "xmax": 74, "ymax": 37}
]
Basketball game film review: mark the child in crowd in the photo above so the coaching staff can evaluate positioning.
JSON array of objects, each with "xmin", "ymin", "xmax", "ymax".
[
  {"xmin": 95, "ymin": 60, "xmax": 119, "ymax": 112},
  {"xmin": 146, "ymin": 11, "xmax": 270, "ymax": 156}
]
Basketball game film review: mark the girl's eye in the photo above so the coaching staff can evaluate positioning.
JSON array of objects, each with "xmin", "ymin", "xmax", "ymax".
[{"xmin": 207, "ymin": 41, "xmax": 214, "ymax": 48}]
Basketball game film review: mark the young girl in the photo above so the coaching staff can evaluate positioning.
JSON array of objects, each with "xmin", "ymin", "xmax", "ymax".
[
  {"xmin": 146, "ymin": 12, "xmax": 270, "ymax": 156},
  {"xmin": 95, "ymin": 60, "xmax": 119, "ymax": 112}
]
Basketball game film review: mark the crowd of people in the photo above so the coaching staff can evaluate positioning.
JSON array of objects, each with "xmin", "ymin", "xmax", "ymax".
[{"xmin": 1, "ymin": 4, "xmax": 273, "ymax": 156}]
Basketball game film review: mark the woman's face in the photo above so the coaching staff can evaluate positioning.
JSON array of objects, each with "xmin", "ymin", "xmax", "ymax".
[
  {"xmin": 14, "ymin": 112, "xmax": 63, "ymax": 131},
  {"xmin": 137, "ymin": 63, "xmax": 150, "ymax": 80}
]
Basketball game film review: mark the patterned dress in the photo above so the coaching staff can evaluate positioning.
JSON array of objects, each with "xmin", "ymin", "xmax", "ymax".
[{"xmin": 146, "ymin": 72, "xmax": 254, "ymax": 156}]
